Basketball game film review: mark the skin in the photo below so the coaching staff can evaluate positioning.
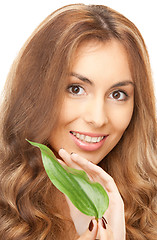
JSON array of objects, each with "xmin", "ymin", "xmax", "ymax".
[
  {"xmin": 58, "ymin": 150, "xmax": 125, "ymax": 239},
  {"xmin": 49, "ymin": 39, "xmax": 134, "ymax": 164},
  {"xmin": 49, "ymin": 39, "xmax": 134, "ymax": 239}
]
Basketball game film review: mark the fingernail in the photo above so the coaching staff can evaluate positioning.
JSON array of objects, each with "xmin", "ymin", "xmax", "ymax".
[
  {"xmin": 70, "ymin": 152, "xmax": 75, "ymax": 155},
  {"xmin": 59, "ymin": 148, "xmax": 64, "ymax": 152},
  {"xmin": 102, "ymin": 218, "xmax": 107, "ymax": 229},
  {"xmin": 88, "ymin": 220, "xmax": 94, "ymax": 231},
  {"xmin": 102, "ymin": 216, "xmax": 108, "ymax": 225}
]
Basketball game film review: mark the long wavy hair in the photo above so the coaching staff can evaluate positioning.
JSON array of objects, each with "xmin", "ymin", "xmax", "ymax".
[{"xmin": 0, "ymin": 4, "xmax": 156, "ymax": 240}]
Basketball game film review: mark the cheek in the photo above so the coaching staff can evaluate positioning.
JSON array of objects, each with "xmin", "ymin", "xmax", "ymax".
[
  {"xmin": 60, "ymin": 100, "xmax": 83, "ymax": 123},
  {"xmin": 110, "ymin": 104, "xmax": 134, "ymax": 133}
]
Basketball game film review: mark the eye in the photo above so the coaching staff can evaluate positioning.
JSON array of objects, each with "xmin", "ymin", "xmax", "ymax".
[
  {"xmin": 67, "ymin": 85, "xmax": 86, "ymax": 96},
  {"xmin": 109, "ymin": 90, "xmax": 128, "ymax": 101}
]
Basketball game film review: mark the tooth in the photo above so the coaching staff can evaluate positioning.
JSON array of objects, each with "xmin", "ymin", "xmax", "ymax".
[
  {"xmin": 73, "ymin": 132, "xmax": 104, "ymax": 143},
  {"xmin": 80, "ymin": 134, "xmax": 85, "ymax": 141},
  {"xmin": 97, "ymin": 137, "xmax": 102, "ymax": 142},
  {"xmin": 91, "ymin": 137, "xmax": 97, "ymax": 143},
  {"xmin": 76, "ymin": 133, "xmax": 80, "ymax": 138},
  {"xmin": 85, "ymin": 136, "xmax": 92, "ymax": 142}
]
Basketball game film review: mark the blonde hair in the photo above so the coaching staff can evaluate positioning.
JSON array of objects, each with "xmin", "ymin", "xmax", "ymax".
[{"xmin": 0, "ymin": 4, "xmax": 156, "ymax": 240}]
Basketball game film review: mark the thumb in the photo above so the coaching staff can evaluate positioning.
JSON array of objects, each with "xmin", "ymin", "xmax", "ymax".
[{"xmin": 77, "ymin": 219, "xmax": 98, "ymax": 240}]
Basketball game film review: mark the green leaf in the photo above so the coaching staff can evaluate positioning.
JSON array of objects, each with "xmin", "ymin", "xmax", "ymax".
[{"xmin": 27, "ymin": 140, "xmax": 109, "ymax": 218}]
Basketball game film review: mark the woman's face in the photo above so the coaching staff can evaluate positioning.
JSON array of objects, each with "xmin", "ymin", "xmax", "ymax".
[{"xmin": 49, "ymin": 40, "xmax": 134, "ymax": 164}]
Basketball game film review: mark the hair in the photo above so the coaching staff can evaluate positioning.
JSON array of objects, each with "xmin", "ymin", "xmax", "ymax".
[{"xmin": 0, "ymin": 3, "xmax": 156, "ymax": 240}]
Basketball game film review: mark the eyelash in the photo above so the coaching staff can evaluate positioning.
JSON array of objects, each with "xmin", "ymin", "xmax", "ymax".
[
  {"xmin": 67, "ymin": 84, "xmax": 86, "ymax": 96},
  {"xmin": 109, "ymin": 90, "xmax": 129, "ymax": 101},
  {"xmin": 67, "ymin": 84, "xmax": 129, "ymax": 101}
]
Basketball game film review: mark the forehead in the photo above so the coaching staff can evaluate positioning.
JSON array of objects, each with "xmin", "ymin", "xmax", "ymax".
[
  {"xmin": 71, "ymin": 39, "xmax": 132, "ymax": 82},
  {"xmin": 74, "ymin": 38, "xmax": 127, "ymax": 58}
]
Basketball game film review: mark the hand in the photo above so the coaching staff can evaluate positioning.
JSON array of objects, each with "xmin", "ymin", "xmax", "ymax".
[
  {"xmin": 58, "ymin": 149, "xmax": 126, "ymax": 240},
  {"xmin": 77, "ymin": 218, "xmax": 114, "ymax": 240}
]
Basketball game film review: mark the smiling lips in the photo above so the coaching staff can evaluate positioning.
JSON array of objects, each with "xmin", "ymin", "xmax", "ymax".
[{"xmin": 70, "ymin": 131, "xmax": 108, "ymax": 151}]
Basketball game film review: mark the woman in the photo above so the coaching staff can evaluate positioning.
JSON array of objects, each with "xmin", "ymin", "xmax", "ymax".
[{"xmin": 0, "ymin": 3, "xmax": 156, "ymax": 240}]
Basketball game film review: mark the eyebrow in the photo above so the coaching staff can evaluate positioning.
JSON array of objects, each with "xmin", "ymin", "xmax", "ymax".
[
  {"xmin": 71, "ymin": 72, "xmax": 134, "ymax": 88},
  {"xmin": 71, "ymin": 72, "xmax": 93, "ymax": 85},
  {"xmin": 110, "ymin": 81, "xmax": 135, "ymax": 89}
]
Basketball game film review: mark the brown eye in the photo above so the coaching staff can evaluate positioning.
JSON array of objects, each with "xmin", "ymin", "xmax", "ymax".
[
  {"xmin": 67, "ymin": 85, "xmax": 86, "ymax": 96},
  {"xmin": 113, "ymin": 91, "xmax": 121, "ymax": 99},
  {"xmin": 71, "ymin": 86, "xmax": 80, "ymax": 94},
  {"xmin": 109, "ymin": 90, "xmax": 128, "ymax": 101}
]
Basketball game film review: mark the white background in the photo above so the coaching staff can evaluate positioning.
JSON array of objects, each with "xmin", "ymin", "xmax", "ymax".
[{"xmin": 0, "ymin": 0, "xmax": 156, "ymax": 100}]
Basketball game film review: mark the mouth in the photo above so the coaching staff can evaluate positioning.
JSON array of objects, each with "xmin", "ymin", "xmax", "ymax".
[
  {"xmin": 70, "ymin": 131, "xmax": 105, "ymax": 143},
  {"xmin": 70, "ymin": 131, "xmax": 108, "ymax": 151}
]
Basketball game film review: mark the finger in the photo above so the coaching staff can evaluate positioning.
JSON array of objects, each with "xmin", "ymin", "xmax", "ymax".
[
  {"xmin": 56, "ymin": 158, "xmax": 67, "ymax": 167},
  {"xmin": 70, "ymin": 153, "xmax": 118, "ymax": 193},
  {"xmin": 98, "ymin": 219, "xmax": 114, "ymax": 239},
  {"xmin": 58, "ymin": 148, "xmax": 82, "ymax": 169},
  {"xmin": 58, "ymin": 149, "xmax": 94, "ymax": 181},
  {"xmin": 77, "ymin": 219, "xmax": 98, "ymax": 240},
  {"xmin": 58, "ymin": 148, "xmax": 71, "ymax": 165}
]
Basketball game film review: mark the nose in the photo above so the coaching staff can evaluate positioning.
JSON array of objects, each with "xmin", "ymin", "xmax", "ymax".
[{"xmin": 83, "ymin": 97, "xmax": 108, "ymax": 128}]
